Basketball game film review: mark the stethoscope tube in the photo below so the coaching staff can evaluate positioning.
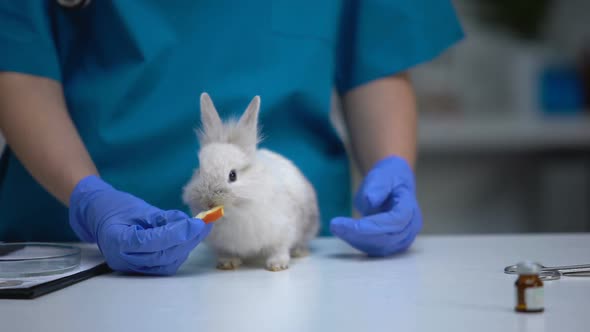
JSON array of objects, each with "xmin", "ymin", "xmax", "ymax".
[{"xmin": 56, "ymin": 0, "xmax": 91, "ymax": 10}]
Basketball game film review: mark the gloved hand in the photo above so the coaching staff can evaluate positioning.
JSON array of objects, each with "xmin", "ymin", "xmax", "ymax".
[
  {"xmin": 69, "ymin": 175, "xmax": 212, "ymax": 275},
  {"xmin": 330, "ymin": 155, "xmax": 422, "ymax": 257}
]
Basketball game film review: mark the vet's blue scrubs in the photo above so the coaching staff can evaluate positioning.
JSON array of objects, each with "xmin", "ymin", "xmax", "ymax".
[{"xmin": 0, "ymin": 1, "xmax": 463, "ymax": 241}]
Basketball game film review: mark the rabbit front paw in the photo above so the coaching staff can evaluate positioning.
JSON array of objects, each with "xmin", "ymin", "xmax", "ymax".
[
  {"xmin": 266, "ymin": 250, "xmax": 290, "ymax": 272},
  {"xmin": 216, "ymin": 257, "xmax": 242, "ymax": 270}
]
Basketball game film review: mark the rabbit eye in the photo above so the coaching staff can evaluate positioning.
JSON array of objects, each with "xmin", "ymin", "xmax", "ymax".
[{"xmin": 228, "ymin": 169, "xmax": 237, "ymax": 183}]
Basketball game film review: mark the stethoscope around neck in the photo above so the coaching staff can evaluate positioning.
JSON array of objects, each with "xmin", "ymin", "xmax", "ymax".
[{"xmin": 56, "ymin": 0, "xmax": 91, "ymax": 9}]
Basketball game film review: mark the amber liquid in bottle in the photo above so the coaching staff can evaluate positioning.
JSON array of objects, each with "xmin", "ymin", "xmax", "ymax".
[{"xmin": 515, "ymin": 274, "xmax": 544, "ymax": 313}]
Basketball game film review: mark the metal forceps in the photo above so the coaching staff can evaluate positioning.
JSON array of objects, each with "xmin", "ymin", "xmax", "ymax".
[{"xmin": 504, "ymin": 263, "xmax": 590, "ymax": 281}]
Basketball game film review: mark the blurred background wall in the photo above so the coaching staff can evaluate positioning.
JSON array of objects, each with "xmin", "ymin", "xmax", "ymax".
[
  {"xmin": 1, "ymin": 0, "xmax": 588, "ymax": 234},
  {"xmin": 411, "ymin": 0, "xmax": 590, "ymax": 234}
]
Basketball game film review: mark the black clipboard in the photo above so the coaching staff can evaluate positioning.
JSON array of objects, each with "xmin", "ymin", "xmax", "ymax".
[{"xmin": 0, "ymin": 263, "xmax": 112, "ymax": 299}]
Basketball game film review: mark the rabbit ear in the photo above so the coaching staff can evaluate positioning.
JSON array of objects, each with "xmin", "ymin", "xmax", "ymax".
[
  {"xmin": 226, "ymin": 95, "xmax": 261, "ymax": 156},
  {"xmin": 238, "ymin": 95, "xmax": 260, "ymax": 134},
  {"xmin": 198, "ymin": 92, "xmax": 224, "ymax": 144},
  {"xmin": 200, "ymin": 92, "xmax": 222, "ymax": 131}
]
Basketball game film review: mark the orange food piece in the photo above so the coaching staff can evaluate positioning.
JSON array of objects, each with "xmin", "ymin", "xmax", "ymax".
[{"xmin": 195, "ymin": 206, "xmax": 224, "ymax": 224}]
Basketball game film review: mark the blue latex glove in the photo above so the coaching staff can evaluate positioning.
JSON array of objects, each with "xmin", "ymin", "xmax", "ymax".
[
  {"xmin": 69, "ymin": 175, "xmax": 212, "ymax": 275},
  {"xmin": 330, "ymin": 156, "xmax": 422, "ymax": 257}
]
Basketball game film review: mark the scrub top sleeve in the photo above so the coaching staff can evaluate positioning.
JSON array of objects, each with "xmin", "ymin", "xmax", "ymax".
[
  {"xmin": 335, "ymin": 0, "xmax": 464, "ymax": 94},
  {"xmin": 0, "ymin": 2, "xmax": 62, "ymax": 82}
]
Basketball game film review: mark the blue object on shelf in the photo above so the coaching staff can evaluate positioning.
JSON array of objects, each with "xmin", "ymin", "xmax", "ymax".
[{"xmin": 539, "ymin": 65, "xmax": 584, "ymax": 115}]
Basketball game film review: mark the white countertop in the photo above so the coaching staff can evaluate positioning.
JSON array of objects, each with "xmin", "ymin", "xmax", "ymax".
[{"xmin": 1, "ymin": 234, "xmax": 589, "ymax": 332}]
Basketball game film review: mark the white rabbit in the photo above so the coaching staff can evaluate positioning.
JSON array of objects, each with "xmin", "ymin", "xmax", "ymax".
[{"xmin": 182, "ymin": 93, "xmax": 320, "ymax": 271}]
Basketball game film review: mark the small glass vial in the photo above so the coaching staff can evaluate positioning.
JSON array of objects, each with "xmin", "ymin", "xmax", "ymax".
[{"xmin": 514, "ymin": 261, "xmax": 544, "ymax": 313}]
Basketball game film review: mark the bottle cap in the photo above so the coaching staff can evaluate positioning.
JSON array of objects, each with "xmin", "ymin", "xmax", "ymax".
[{"xmin": 515, "ymin": 261, "xmax": 542, "ymax": 275}]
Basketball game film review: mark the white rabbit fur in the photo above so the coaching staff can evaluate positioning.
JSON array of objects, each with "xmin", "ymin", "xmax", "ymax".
[{"xmin": 182, "ymin": 93, "xmax": 319, "ymax": 271}]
